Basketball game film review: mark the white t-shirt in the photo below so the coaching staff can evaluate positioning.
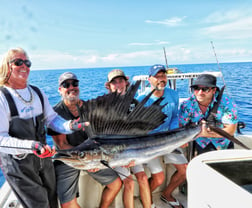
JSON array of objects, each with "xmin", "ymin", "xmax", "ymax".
[{"xmin": 0, "ymin": 85, "xmax": 71, "ymax": 154}]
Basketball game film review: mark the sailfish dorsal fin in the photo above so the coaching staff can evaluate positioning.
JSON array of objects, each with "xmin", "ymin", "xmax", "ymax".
[{"xmin": 78, "ymin": 80, "xmax": 167, "ymax": 138}]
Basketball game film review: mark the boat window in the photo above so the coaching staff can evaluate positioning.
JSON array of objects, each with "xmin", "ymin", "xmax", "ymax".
[{"xmin": 207, "ymin": 160, "xmax": 252, "ymax": 194}]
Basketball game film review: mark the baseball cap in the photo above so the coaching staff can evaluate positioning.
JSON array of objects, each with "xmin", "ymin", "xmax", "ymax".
[
  {"xmin": 191, "ymin": 74, "xmax": 217, "ymax": 88},
  {"xmin": 58, "ymin": 72, "xmax": 79, "ymax": 86},
  {"xmin": 107, "ymin": 69, "xmax": 128, "ymax": 82},
  {"xmin": 148, "ymin": 64, "xmax": 166, "ymax": 76}
]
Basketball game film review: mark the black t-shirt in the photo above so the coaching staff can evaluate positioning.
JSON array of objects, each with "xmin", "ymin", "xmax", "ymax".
[{"xmin": 47, "ymin": 100, "xmax": 88, "ymax": 147}]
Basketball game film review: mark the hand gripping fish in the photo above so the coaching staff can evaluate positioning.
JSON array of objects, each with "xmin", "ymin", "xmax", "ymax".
[{"xmin": 53, "ymin": 81, "xmax": 250, "ymax": 170}]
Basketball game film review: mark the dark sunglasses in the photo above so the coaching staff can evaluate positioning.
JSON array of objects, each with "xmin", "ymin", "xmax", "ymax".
[
  {"xmin": 192, "ymin": 86, "xmax": 213, "ymax": 92},
  {"xmin": 61, "ymin": 80, "xmax": 79, "ymax": 88},
  {"xmin": 10, "ymin": 58, "xmax": 32, "ymax": 68}
]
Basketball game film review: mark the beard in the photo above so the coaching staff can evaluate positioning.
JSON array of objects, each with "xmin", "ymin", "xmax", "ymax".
[
  {"xmin": 62, "ymin": 90, "xmax": 79, "ymax": 102},
  {"xmin": 154, "ymin": 81, "xmax": 166, "ymax": 91}
]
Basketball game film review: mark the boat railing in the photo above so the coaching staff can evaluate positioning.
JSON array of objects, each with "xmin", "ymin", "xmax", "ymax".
[{"xmin": 132, "ymin": 71, "xmax": 223, "ymax": 94}]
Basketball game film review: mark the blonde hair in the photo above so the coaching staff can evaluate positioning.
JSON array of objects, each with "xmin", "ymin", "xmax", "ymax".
[{"xmin": 0, "ymin": 47, "xmax": 29, "ymax": 86}]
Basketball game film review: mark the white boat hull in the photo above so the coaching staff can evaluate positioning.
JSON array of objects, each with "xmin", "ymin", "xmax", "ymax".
[{"xmin": 187, "ymin": 149, "xmax": 252, "ymax": 208}]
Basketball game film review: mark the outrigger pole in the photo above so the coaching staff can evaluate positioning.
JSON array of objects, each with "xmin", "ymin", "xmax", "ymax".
[
  {"xmin": 163, "ymin": 47, "xmax": 169, "ymax": 68},
  {"xmin": 210, "ymin": 41, "xmax": 229, "ymax": 96},
  {"xmin": 163, "ymin": 47, "xmax": 172, "ymax": 88}
]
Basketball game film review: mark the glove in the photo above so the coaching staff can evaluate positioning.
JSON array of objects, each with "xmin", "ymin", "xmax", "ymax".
[
  {"xmin": 31, "ymin": 142, "xmax": 55, "ymax": 158},
  {"xmin": 69, "ymin": 118, "xmax": 87, "ymax": 131}
]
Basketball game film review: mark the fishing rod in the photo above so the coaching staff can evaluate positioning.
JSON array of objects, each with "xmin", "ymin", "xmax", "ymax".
[
  {"xmin": 0, "ymin": 145, "xmax": 67, "ymax": 154},
  {"xmin": 210, "ymin": 41, "xmax": 230, "ymax": 96},
  {"xmin": 100, "ymin": 160, "xmax": 139, "ymax": 182},
  {"xmin": 0, "ymin": 146, "xmax": 32, "ymax": 151},
  {"xmin": 163, "ymin": 47, "xmax": 169, "ymax": 68},
  {"xmin": 163, "ymin": 47, "xmax": 172, "ymax": 88},
  {"xmin": 0, "ymin": 145, "xmax": 139, "ymax": 181}
]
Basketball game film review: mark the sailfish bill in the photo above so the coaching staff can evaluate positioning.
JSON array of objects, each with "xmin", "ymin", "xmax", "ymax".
[{"xmin": 208, "ymin": 125, "xmax": 250, "ymax": 150}]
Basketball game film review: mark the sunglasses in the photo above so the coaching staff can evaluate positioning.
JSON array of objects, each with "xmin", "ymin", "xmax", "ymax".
[
  {"xmin": 10, "ymin": 58, "xmax": 32, "ymax": 68},
  {"xmin": 61, "ymin": 80, "xmax": 79, "ymax": 88},
  {"xmin": 192, "ymin": 86, "xmax": 213, "ymax": 93}
]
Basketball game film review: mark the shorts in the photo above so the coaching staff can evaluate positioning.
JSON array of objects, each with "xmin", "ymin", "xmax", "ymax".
[
  {"xmin": 54, "ymin": 162, "xmax": 80, "ymax": 204},
  {"xmin": 87, "ymin": 168, "xmax": 119, "ymax": 185},
  {"xmin": 163, "ymin": 148, "xmax": 188, "ymax": 164},
  {"xmin": 114, "ymin": 166, "xmax": 131, "ymax": 180},
  {"xmin": 131, "ymin": 149, "xmax": 187, "ymax": 174},
  {"xmin": 131, "ymin": 158, "xmax": 163, "ymax": 174}
]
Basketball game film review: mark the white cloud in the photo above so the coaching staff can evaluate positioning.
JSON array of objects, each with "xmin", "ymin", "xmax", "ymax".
[
  {"xmin": 145, "ymin": 16, "xmax": 186, "ymax": 26},
  {"xmin": 129, "ymin": 40, "xmax": 170, "ymax": 46},
  {"xmin": 101, "ymin": 54, "xmax": 119, "ymax": 61},
  {"xmin": 29, "ymin": 50, "xmax": 101, "ymax": 69},
  {"xmin": 201, "ymin": 16, "xmax": 252, "ymax": 39},
  {"xmin": 200, "ymin": 9, "xmax": 252, "ymax": 39},
  {"xmin": 204, "ymin": 10, "xmax": 243, "ymax": 23},
  {"xmin": 20, "ymin": 44, "xmax": 252, "ymax": 70}
]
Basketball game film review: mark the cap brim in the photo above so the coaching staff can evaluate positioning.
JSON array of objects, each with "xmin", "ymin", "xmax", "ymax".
[
  {"xmin": 109, "ymin": 75, "xmax": 128, "ymax": 82},
  {"xmin": 150, "ymin": 69, "xmax": 166, "ymax": 76},
  {"xmin": 59, "ymin": 78, "xmax": 79, "ymax": 86},
  {"xmin": 191, "ymin": 83, "xmax": 217, "ymax": 88}
]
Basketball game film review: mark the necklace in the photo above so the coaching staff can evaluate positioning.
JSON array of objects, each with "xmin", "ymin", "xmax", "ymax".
[
  {"xmin": 14, "ymin": 86, "xmax": 33, "ymax": 104},
  {"xmin": 198, "ymin": 102, "xmax": 209, "ymax": 107}
]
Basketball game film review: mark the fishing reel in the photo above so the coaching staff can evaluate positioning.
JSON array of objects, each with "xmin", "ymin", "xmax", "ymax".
[{"xmin": 237, "ymin": 121, "xmax": 246, "ymax": 134}]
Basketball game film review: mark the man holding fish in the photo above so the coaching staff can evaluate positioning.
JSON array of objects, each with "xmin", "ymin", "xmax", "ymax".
[
  {"xmin": 179, "ymin": 74, "xmax": 238, "ymax": 155},
  {"xmin": 105, "ymin": 69, "xmax": 153, "ymax": 208},
  {"xmin": 135, "ymin": 64, "xmax": 187, "ymax": 208},
  {"xmin": 0, "ymin": 48, "xmax": 87, "ymax": 208},
  {"xmin": 47, "ymin": 72, "xmax": 122, "ymax": 208}
]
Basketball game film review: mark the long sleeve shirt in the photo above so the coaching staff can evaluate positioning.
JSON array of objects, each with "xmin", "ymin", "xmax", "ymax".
[{"xmin": 0, "ymin": 86, "xmax": 72, "ymax": 155}]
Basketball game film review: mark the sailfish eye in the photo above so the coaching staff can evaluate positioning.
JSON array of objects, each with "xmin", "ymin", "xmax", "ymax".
[{"xmin": 78, "ymin": 152, "xmax": 85, "ymax": 158}]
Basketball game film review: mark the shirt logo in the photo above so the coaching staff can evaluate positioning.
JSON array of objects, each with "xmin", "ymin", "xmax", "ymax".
[{"xmin": 21, "ymin": 106, "xmax": 34, "ymax": 113}]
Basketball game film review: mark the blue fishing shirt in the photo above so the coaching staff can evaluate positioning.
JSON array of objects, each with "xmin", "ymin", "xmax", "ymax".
[
  {"xmin": 137, "ymin": 87, "xmax": 179, "ymax": 133},
  {"xmin": 179, "ymin": 92, "xmax": 238, "ymax": 149}
]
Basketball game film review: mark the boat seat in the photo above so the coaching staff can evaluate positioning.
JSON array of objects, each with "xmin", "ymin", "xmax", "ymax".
[{"xmin": 77, "ymin": 156, "xmax": 181, "ymax": 208}]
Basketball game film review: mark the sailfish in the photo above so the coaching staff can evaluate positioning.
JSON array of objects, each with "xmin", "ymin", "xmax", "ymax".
[{"xmin": 53, "ymin": 81, "xmax": 249, "ymax": 170}]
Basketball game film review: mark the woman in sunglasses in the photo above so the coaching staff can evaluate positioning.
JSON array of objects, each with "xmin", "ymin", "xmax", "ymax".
[
  {"xmin": 179, "ymin": 74, "xmax": 238, "ymax": 155},
  {"xmin": 0, "ymin": 48, "xmax": 87, "ymax": 208}
]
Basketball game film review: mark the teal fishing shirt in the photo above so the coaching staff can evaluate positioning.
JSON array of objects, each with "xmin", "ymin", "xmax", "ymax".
[
  {"xmin": 179, "ymin": 92, "xmax": 238, "ymax": 149},
  {"xmin": 137, "ymin": 87, "xmax": 179, "ymax": 133}
]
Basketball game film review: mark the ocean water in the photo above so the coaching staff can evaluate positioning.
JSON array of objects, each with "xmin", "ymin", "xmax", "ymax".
[{"xmin": 0, "ymin": 62, "xmax": 252, "ymax": 187}]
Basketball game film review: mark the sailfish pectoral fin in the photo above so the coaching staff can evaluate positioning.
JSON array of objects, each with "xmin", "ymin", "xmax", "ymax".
[{"xmin": 209, "ymin": 125, "xmax": 250, "ymax": 150}]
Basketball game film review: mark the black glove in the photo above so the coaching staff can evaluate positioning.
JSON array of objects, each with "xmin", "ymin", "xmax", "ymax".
[
  {"xmin": 31, "ymin": 142, "xmax": 55, "ymax": 158},
  {"xmin": 70, "ymin": 118, "xmax": 86, "ymax": 131},
  {"xmin": 31, "ymin": 142, "xmax": 44, "ymax": 154}
]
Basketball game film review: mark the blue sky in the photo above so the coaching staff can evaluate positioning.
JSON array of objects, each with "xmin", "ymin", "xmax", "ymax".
[{"xmin": 1, "ymin": 0, "xmax": 252, "ymax": 70}]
